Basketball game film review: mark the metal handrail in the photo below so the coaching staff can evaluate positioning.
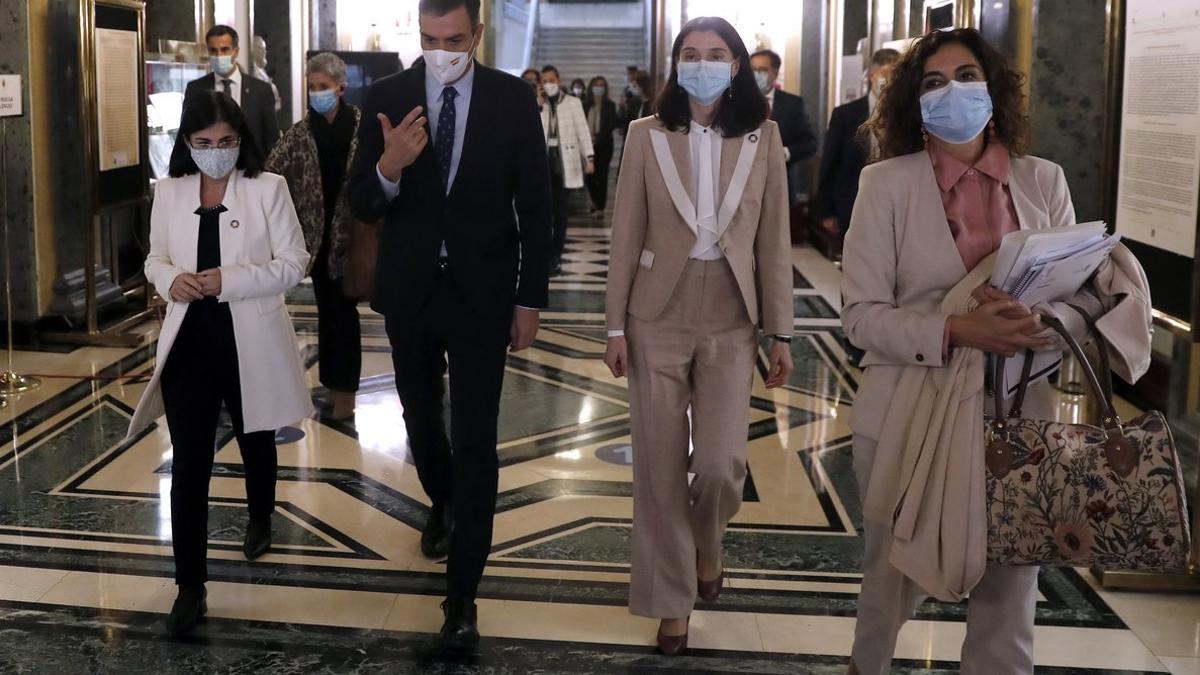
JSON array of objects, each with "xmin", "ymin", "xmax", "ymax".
[
  {"xmin": 504, "ymin": 0, "xmax": 529, "ymax": 21},
  {"xmin": 521, "ymin": 0, "xmax": 541, "ymax": 71}
]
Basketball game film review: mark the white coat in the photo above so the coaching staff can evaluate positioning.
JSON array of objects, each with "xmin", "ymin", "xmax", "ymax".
[
  {"xmin": 127, "ymin": 169, "xmax": 314, "ymax": 439},
  {"xmin": 540, "ymin": 93, "xmax": 594, "ymax": 189}
]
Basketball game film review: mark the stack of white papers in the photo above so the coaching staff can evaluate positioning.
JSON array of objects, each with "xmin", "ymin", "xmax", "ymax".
[{"xmin": 988, "ymin": 221, "xmax": 1119, "ymax": 397}]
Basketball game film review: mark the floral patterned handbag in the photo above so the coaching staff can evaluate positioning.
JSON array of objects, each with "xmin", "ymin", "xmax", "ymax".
[{"xmin": 984, "ymin": 312, "xmax": 1190, "ymax": 570}]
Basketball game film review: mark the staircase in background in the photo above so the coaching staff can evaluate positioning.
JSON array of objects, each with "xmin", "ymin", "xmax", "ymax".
[{"xmin": 532, "ymin": 27, "xmax": 647, "ymax": 95}]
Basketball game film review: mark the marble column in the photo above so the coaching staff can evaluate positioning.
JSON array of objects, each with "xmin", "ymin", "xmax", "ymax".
[
  {"xmin": 802, "ymin": 0, "xmax": 828, "ymax": 138},
  {"xmin": 255, "ymin": 1, "xmax": 294, "ymax": 132},
  {"xmin": 1026, "ymin": 0, "xmax": 1107, "ymax": 222},
  {"xmin": 314, "ymin": 0, "xmax": 336, "ymax": 51},
  {"xmin": 0, "ymin": 0, "xmax": 38, "ymax": 323}
]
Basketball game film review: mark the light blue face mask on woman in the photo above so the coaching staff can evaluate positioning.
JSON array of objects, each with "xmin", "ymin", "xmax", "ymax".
[
  {"xmin": 309, "ymin": 89, "xmax": 338, "ymax": 115},
  {"xmin": 919, "ymin": 80, "xmax": 993, "ymax": 144},
  {"xmin": 677, "ymin": 60, "xmax": 732, "ymax": 106}
]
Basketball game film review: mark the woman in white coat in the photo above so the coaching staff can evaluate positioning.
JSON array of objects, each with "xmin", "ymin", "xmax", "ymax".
[
  {"xmin": 128, "ymin": 90, "xmax": 312, "ymax": 636},
  {"xmin": 539, "ymin": 64, "xmax": 595, "ymax": 274}
]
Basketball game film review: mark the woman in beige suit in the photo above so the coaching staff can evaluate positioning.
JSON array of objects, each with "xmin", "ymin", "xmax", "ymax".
[
  {"xmin": 603, "ymin": 16, "xmax": 795, "ymax": 656},
  {"xmin": 843, "ymin": 29, "xmax": 1149, "ymax": 674}
]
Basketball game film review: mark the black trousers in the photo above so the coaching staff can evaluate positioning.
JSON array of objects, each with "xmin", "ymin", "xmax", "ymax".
[
  {"xmin": 384, "ymin": 268, "xmax": 509, "ymax": 602},
  {"xmin": 584, "ymin": 142, "xmax": 613, "ymax": 211},
  {"xmin": 161, "ymin": 302, "xmax": 278, "ymax": 588},
  {"xmin": 548, "ymin": 147, "xmax": 569, "ymax": 262},
  {"xmin": 311, "ymin": 249, "xmax": 362, "ymax": 393}
]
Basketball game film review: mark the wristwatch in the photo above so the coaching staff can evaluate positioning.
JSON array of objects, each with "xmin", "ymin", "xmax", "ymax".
[{"xmin": 771, "ymin": 334, "xmax": 793, "ymax": 344}]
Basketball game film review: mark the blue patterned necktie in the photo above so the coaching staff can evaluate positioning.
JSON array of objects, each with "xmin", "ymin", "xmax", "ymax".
[{"xmin": 435, "ymin": 86, "xmax": 458, "ymax": 189}]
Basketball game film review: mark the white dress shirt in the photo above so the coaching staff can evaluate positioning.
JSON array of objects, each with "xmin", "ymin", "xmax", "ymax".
[
  {"xmin": 377, "ymin": 63, "xmax": 475, "ymax": 200},
  {"xmin": 688, "ymin": 121, "xmax": 724, "ymax": 261},
  {"xmin": 214, "ymin": 66, "xmax": 242, "ymax": 107}
]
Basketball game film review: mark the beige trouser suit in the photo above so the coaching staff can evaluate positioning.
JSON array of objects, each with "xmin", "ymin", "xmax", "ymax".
[
  {"xmin": 607, "ymin": 117, "xmax": 794, "ymax": 619},
  {"xmin": 841, "ymin": 150, "xmax": 1107, "ymax": 673}
]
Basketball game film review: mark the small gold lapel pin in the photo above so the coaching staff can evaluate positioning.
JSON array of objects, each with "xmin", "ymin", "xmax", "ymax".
[{"xmin": 231, "ymin": 219, "xmax": 240, "ymax": 229}]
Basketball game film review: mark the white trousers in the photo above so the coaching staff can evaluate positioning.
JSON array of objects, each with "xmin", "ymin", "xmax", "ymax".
[{"xmin": 850, "ymin": 435, "xmax": 1039, "ymax": 675}]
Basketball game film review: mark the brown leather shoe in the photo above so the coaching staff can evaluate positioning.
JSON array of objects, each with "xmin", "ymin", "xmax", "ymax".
[
  {"xmin": 698, "ymin": 569, "xmax": 724, "ymax": 602},
  {"xmin": 656, "ymin": 619, "xmax": 689, "ymax": 656}
]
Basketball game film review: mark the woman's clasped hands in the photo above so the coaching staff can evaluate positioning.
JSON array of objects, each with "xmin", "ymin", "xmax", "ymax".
[
  {"xmin": 169, "ymin": 269, "xmax": 223, "ymax": 303},
  {"xmin": 947, "ymin": 283, "xmax": 1057, "ymax": 358}
]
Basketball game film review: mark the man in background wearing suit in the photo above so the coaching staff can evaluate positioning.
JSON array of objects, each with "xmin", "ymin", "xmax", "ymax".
[
  {"xmin": 750, "ymin": 50, "xmax": 817, "ymax": 206},
  {"xmin": 346, "ymin": 0, "xmax": 552, "ymax": 648},
  {"xmin": 186, "ymin": 25, "xmax": 280, "ymax": 156},
  {"xmin": 816, "ymin": 48, "xmax": 900, "ymax": 236}
]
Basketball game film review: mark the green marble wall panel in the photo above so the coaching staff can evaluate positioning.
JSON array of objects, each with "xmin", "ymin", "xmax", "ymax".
[{"xmin": 1028, "ymin": 0, "xmax": 1107, "ymax": 222}]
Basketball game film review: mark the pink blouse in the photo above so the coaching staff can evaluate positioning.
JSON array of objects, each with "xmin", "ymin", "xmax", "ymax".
[
  {"xmin": 931, "ymin": 141, "xmax": 1021, "ymax": 355},
  {"xmin": 930, "ymin": 141, "xmax": 1021, "ymax": 271}
]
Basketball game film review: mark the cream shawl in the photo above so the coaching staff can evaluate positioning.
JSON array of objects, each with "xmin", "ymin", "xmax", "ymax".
[{"xmin": 862, "ymin": 244, "xmax": 1152, "ymax": 602}]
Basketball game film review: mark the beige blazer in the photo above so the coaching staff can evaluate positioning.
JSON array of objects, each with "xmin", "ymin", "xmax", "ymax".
[
  {"xmin": 842, "ymin": 149, "xmax": 1153, "ymax": 601},
  {"xmin": 606, "ymin": 117, "xmax": 793, "ymax": 336},
  {"xmin": 128, "ymin": 170, "xmax": 314, "ymax": 439},
  {"xmin": 843, "ymin": 149, "xmax": 1105, "ymax": 442}
]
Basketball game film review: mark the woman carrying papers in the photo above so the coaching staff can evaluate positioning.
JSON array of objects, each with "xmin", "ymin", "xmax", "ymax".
[{"xmin": 840, "ymin": 28, "xmax": 1152, "ymax": 674}]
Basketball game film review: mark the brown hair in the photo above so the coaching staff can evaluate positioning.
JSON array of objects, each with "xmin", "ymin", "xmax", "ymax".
[{"xmin": 863, "ymin": 28, "xmax": 1030, "ymax": 161}]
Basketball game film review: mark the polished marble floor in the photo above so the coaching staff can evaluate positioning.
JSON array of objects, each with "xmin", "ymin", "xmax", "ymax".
[{"xmin": 0, "ymin": 216, "xmax": 1199, "ymax": 674}]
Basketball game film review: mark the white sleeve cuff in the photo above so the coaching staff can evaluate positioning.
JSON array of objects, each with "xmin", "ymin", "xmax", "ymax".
[
  {"xmin": 783, "ymin": 147, "xmax": 791, "ymax": 162},
  {"xmin": 608, "ymin": 329, "xmax": 625, "ymax": 338},
  {"xmin": 376, "ymin": 163, "xmax": 401, "ymax": 200}
]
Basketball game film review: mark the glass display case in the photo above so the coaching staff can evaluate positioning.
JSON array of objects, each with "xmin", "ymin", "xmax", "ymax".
[{"xmin": 145, "ymin": 41, "xmax": 208, "ymax": 181}]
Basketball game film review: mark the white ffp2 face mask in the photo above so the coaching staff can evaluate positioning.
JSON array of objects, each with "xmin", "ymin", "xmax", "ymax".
[{"xmin": 423, "ymin": 43, "xmax": 475, "ymax": 85}]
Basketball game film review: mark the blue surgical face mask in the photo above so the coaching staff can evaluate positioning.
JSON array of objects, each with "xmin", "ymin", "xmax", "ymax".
[
  {"xmin": 920, "ymin": 80, "xmax": 993, "ymax": 145},
  {"xmin": 754, "ymin": 70, "xmax": 772, "ymax": 93},
  {"xmin": 309, "ymin": 89, "xmax": 338, "ymax": 115},
  {"xmin": 677, "ymin": 60, "xmax": 732, "ymax": 106},
  {"xmin": 592, "ymin": 86, "xmax": 607, "ymax": 98},
  {"xmin": 211, "ymin": 54, "xmax": 236, "ymax": 77}
]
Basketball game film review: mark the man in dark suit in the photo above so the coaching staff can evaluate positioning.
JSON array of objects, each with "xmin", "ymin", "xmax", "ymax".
[
  {"xmin": 185, "ymin": 25, "xmax": 279, "ymax": 156},
  {"xmin": 750, "ymin": 50, "xmax": 816, "ymax": 206},
  {"xmin": 816, "ymin": 48, "xmax": 900, "ymax": 235},
  {"xmin": 346, "ymin": 0, "xmax": 551, "ymax": 648}
]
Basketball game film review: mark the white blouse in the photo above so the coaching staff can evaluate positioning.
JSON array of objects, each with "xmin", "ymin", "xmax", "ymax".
[{"xmin": 688, "ymin": 121, "xmax": 724, "ymax": 261}]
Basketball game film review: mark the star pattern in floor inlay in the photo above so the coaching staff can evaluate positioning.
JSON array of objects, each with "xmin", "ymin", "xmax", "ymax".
[{"xmin": 0, "ymin": 218, "xmax": 1191, "ymax": 673}]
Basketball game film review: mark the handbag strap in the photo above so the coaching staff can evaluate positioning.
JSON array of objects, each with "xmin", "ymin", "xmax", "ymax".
[
  {"xmin": 993, "ymin": 313, "xmax": 1119, "ymax": 427},
  {"xmin": 1066, "ymin": 303, "xmax": 1114, "ymax": 406},
  {"xmin": 988, "ymin": 312, "xmax": 1137, "ymax": 478}
]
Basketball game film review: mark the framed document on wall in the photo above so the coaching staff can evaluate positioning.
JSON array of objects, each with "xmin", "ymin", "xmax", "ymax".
[
  {"xmin": 89, "ymin": 1, "xmax": 149, "ymax": 208},
  {"xmin": 1113, "ymin": 0, "xmax": 1200, "ymax": 324}
]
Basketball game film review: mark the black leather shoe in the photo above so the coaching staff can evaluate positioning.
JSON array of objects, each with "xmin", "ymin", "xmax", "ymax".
[
  {"xmin": 164, "ymin": 585, "xmax": 207, "ymax": 636},
  {"xmin": 440, "ymin": 597, "xmax": 480, "ymax": 648},
  {"xmin": 243, "ymin": 515, "xmax": 272, "ymax": 560},
  {"xmin": 420, "ymin": 503, "xmax": 451, "ymax": 559}
]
